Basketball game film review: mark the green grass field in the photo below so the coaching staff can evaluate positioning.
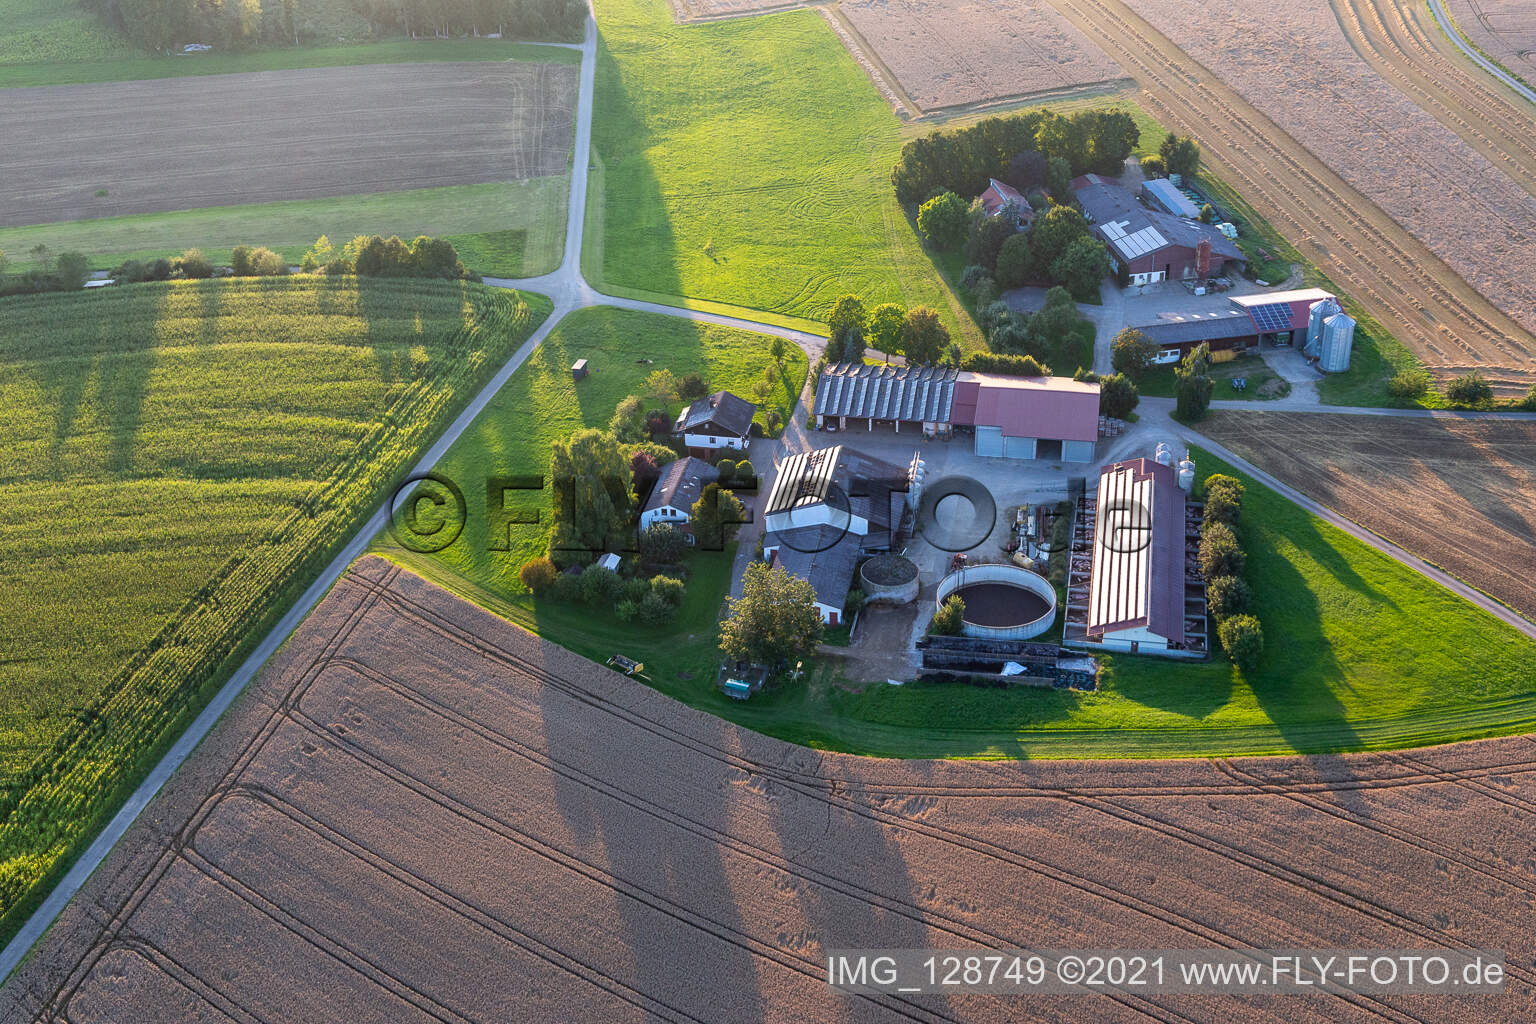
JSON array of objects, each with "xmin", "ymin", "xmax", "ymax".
[
  {"xmin": 370, "ymin": 304, "xmax": 807, "ymax": 686},
  {"xmin": 1137, "ymin": 351, "xmax": 1289, "ymax": 400},
  {"xmin": 0, "ymin": 178, "xmax": 569, "ymax": 279},
  {"xmin": 587, "ymin": 0, "xmax": 974, "ymax": 341},
  {"xmin": 0, "ymin": 276, "xmax": 549, "ymax": 940}
]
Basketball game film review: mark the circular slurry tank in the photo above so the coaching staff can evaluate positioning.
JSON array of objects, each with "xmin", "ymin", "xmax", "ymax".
[
  {"xmin": 935, "ymin": 563, "xmax": 1058, "ymax": 640},
  {"xmin": 859, "ymin": 553, "xmax": 920, "ymax": 605}
]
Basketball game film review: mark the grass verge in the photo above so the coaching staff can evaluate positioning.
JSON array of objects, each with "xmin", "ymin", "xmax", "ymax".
[{"xmin": 0, "ymin": 276, "xmax": 551, "ymax": 945}]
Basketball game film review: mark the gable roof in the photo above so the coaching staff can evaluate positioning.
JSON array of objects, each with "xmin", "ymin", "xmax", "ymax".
[
  {"xmin": 674, "ymin": 390, "xmax": 756, "ymax": 438},
  {"xmin": 1074, "ymin": 175, "xmax": 1243, "ymax": 266},
  {"xmin": 952, "ymin": 373, "xmax": 1101, "ymax": 443},
  {"xmin": 1131, "ymin": 308, "xmax": 1257, "ymax": 347},
  {"xmin": 1141, "ymin": 177, "xmax": 1201, "ymax": 219},
  {"xmin": 643, "ymin": 456, "xmax": 719, "ymax": 515},
  {"xmin": 766, "ymin": 526, "xmax": 862, "ymax": 609},
  {"xmin": 1087, "ymin": 458, "xmax": 1186, "ymax": 644},
  {"xmin": 980, "ymin": 178, "xmax": 1031, "ymax": 223},
  {"xmin": 764, "ymin": 445, "xmax": 909, "ymax": 529}
]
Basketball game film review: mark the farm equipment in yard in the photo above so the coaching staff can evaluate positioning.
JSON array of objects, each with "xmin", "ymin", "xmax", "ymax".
[{"xmin": 606, "ymin": 654, "xmax": 644, "ymax": 676}]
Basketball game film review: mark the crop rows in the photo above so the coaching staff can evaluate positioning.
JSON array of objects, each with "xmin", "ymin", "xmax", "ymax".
[{"xmin": 0, "ymin": 277, "xmax": 545, "ymax": 933}]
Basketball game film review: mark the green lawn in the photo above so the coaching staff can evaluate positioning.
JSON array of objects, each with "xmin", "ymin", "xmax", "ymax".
[
  {"xmin": 587, "ymin": 0, "xmax": 974, "ymax": 341},
  {"xmin": 0, "ymin": 275, "xmax": 550, "ymax": 942},
  {"xmin": 370, "ymin": 305, "xmax": 808, "ymax": 685},
  {"xmin": 1137, "ymin": 352, "xmax": 1289, "ymax": 400},
  {"xmin": 0, "ymin": 35, "xmax": 578, "ymax": 88},
  {"xmin": 0, "ymin": 178, "xmax": 569, "ymax": 279}
]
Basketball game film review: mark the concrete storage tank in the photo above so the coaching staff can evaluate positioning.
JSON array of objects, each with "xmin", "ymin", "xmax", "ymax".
[
  {"xmin": 935, "ymin": 563, "xmax": 1057, "ymax": 640},
  {"xmin": 1320, "ymin": 311, "xmax": 1356, "ymax": 373},
  {"xmin": 1306, "ymin": 297, "xmax": 1340, "ymax": 359},
  {"xmin": 1177, "ymin": 458, "xmax": 1196, "ymax": 491}
]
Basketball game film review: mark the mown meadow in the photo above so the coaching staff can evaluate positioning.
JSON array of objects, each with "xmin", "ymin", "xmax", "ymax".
[
  {"xmin": 588, "ymin": 0, "xmax": 973, "ymax": 340},
  {"xmin": 0, "ymin": 276, "xmax": 549, "ymax": 940}
]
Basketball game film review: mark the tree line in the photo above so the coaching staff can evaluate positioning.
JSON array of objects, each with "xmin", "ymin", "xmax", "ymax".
[
  {"xmin": 89, "ymin": 0, "xmax": 583, "ymax": 53},
  {"xmin": 892, "ymin": 108, "xmax": 1141, "ymax": 205}
]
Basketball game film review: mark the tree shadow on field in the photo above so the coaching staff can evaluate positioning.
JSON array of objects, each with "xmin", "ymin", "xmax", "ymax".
[{"xmin": 101, "ymin": 286, "xmax": 160, "ymax": 477}]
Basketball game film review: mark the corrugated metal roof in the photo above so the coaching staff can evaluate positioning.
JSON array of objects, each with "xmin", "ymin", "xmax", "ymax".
[
  {"xmin": 971, "ymin": 376, "xmax": 1101, "ymax": 443},
  {"xmin": 814, "ymin": 363, "xmax": 957, "ymax": 423},
  {"xmin": 1087, "ymin": 458, "xmax": 1186, "ymax": 644},
  {"xmin": 1142, "ymin": 177, "xmax": 1201, "ymax": 219}
]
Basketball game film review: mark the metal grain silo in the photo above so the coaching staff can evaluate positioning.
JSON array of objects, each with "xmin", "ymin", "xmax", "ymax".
[
  {"xmin": 1306, "ymin": 297, "xmax": 1340, "ymax": 359},
  {"xmin": 1155, "ymin": 442, "xmax": 1173, "ymax": 466},
  {"xmin": 1177, "ymin": 458, "xmax": 1196, "ymax": 491},
  {"xmin": 1320, "ymin": 312, "xmax": 1356, "ymax": 373}
]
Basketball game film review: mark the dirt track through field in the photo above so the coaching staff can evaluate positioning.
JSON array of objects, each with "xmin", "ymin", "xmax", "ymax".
[
  {"xmin": 0, "ymin": 62, "xmax": 577, "ymax": 227},
  {"xmin": 1330, "ymin": 0, "xmax": 1536, "ymax": 200},
  {"xmin": 1042, "ymin": 0, "xmax": 1536, "ymax": 394},
  {"xmin": 5, "ymin": 556, "xmax": 1536, "ymax": 1022},
  {"xmin": 1200, "ymin": 410, "xmax": 1536, "ymax": 622}
]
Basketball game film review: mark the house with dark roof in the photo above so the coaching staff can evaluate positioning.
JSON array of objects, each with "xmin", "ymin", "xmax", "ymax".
[
  {"xmin": 639, "ymin": 456, "xmax": 718, "ymax": 535},
  {"xmin": 813, "ymin": 363, "xmax": 1100, "ymax": 462},
  {"xmin": 764, "ymin": 526, "xmax": 865, "ymax": 626},
  {"xmin": 979, "ymin": 178, "xmax": 1032, "ymax": 231},
  {"xmin": 1124, "ymin": 287, "xmax": 1340, "ymax": 363},
  {"xmin": 1074, "ymin": 173, "xmax": 1244, "ymax": 286},
  {"xmin": 674, "ymin": 391, "xmax": 756, "ymax": 455}
]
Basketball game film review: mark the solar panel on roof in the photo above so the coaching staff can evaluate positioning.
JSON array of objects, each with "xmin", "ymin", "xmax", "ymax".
[{"xmin": 1246, "ymin": 302, "xmax": 1294, "ymax": 332}]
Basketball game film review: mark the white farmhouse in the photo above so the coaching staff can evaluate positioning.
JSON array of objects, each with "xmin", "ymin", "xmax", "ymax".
[
  {"xmin": 674, "ymin": 390, "xmax": 756, "ymax": 454},
  {"xmin": 638, "ymin": 457, "xmax": 719, "ymax": 535}
]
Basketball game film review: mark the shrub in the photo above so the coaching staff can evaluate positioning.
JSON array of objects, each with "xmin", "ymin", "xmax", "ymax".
[
  {"xmin": 678, "ymin": 372, "xmax": 710, "ymax": 400},
  {"xmin": 581, "ymin": 566, "xmax": 621, "ymax": 605},
  {"xmin": 960, "ymin": 264, "xmax": 990, "ymax": 290},
  {"xmin": 231, "ymin": 245, "xmax": 255, "ymax": 276},
  {"xmin": 1387, "ymin": 369, "xmax": 1427, "ymax": 401},
  {"xmin": 639, "ymin": 589, "xmax": 678, "ymax": 624},
  {"xmin": 246, "ymin": 246, "xmax": 288, "ymax": 276},
  {"xmin": 1202, "ymin": 487, "xmax": 1241, "ymax": 528},
  {"xmin": 644, "ymin": 408, "xmax": 672, "ymax": 437},
  {"xmin": 638, "ymin": 524, "xmax": 688, "ymax": 565},
  {"xmin": 1206, "ymin": 575, "xmax": 1250, "ymax": 623},
  {"xmin": 716, "ymin": 459, "xmax": 737, "ymax": 484},
  {"xmin": 1218, "ymin": 614, "xmax": 1264, "ymax": 671},
  {"xmin": 1098, "ymin": 373, "xmax": 1139, "ymax": 420},
  {"xmin": 1199, "ymin": 523, "xmax": 1245, "ymax": 579},
  {"xmin": 995, "ymin": 233, "xmax": 1032, "ymax": 289},
  {"xmin": 960, "ymin": 351, "xmax": 1051, "ymax": 377},
  {"xmin": 615, "ymin": 598, "xmax": 640, "ymax": 622},
  {"xmin": 844, "ymin": 587, "xmax": 866, "ymax": 615},
  {"xmin": 519, "ymin": 556, "xmax": 558, "ymax": 594},
  {"xmin": 735, "ymin": 459, "xmax": 755, "ymax": 482},
  {"xmin": 620, "ymin": 576, "xmax": 651, "ymax": 603},
  {"xmin": 175, "ymin": 249, "xmax": 214, "ymax": 280},
  {"xmin": 1519, "ymin": 384, "xmax": 1536, "ymax": 411},
  {"xmin": 931, "ymin": 595, "xmax": 966, "ymax": 635},
  {"xmin": 1445, "ymin": 370, "xmax": 1494, "ymax": 409},
  {"xmin": 764, "ymin": 409, "xmax": 784, "ymax": 434},
  {"xmin": 650, "ymin": 574, "xmax": 686, "ymax": 609},
  {"xmin": 1202, "ymin": 473, "xmax": 1246, "ymax": 505},
  {"xmin": 549, "ymin": 572, "xmax": 583, "ymax": 603}
]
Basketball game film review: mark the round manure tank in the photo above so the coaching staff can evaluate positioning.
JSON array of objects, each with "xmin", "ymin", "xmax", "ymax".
[
  {"xmin": 858, "ymin": 553, "xmax": 919, "ymax": 605},
  {"xmin": 935, "ymin": 563, "xmax": 1058, "ymax": 640}
]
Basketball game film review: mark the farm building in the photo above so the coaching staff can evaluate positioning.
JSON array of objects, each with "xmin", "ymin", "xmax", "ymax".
[
  {"xmin": 1125, "ymin": 287, "xmax": 1343, "ymax": 363},
  {"xmin": 639, "ymin": 456, "xmax": 719, "ymax": 534},
  {"xmin": 762, "ymin": 445, "xmax": 915, "ymax": 625},
  {"xmin": 1074, "ymin": 174, "xmax": 1244, "ymax": 285},
  {"xmin": 813, "ymin": 363, "xmax": 1100, "ymax": 462},
  {"xmin": 1140, "ymin": 177, "xmax": 1201, "ymax": 219},
  {"xmin": 1082, "ymin": 458, "xmax": 1195, "ymax": 655},
  {"xmin": 980, "ymin": 177, "xmax": 1032, "ymax": 230},
  {"xmin": 674, "ymin": 390, "xmax": 756, "ymax": 455}
]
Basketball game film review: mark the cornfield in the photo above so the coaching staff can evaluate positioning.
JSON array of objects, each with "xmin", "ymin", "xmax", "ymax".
[{"xmin": 0, "ymin": 275, "xmax": 546, "ymax": 933}]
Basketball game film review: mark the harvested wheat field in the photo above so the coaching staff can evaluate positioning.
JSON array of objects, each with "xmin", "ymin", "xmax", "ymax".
[
  {"xmin": 836, "ymin": 0, "xmax": 1125, "ymax": 111},
  {"xmin": 0, "ymin": 61, "xmax": 576, "ymax": 227},
  {"xmin": 6, "ymin": 556, "xmax": 1536, "ymax": 1021},
  {"xmin": 1041, "ymin": 0, "xmax": 1536, "ymax": 393},
  {"xmin": 1201, "ymin": 410, "xmax": 1536, "ymax": 622},
  {"xmin": 1447, "ymin": 0, "xmax": 1536, "ymax": 81}
]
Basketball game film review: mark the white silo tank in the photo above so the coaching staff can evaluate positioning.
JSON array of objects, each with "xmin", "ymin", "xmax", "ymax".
[
  {"xmin": 1155, "ymin": 442, "xmax": 1173, "ymax": 466},
  {"xmin": 1177, "ymin": 458, "xmax": 1196, "ymax": 492},
  {"xmin": 1306, "ymin": 296, "xmax": 1340, "ymax": 359},
  {"xmin": 1320, "ymin": 311, "xmax": 1356, "ymax": 373}
]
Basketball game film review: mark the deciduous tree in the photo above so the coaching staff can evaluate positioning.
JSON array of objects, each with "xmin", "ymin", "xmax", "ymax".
[
  {"xmin": 867, "ymin": 302, "xmax": 907, "ymax": 360},
  {"xmin": 899, "ymin": 307, "xmax": 949, "ymax": 366},
  {"xmin": 718, "ymin": 562, "xmax": 825, "ymax": 666}
]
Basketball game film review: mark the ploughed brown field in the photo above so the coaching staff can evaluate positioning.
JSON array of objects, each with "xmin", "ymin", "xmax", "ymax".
[
  {"xmin": 835, "ymin": 0, "xmax": 1126, "ymax": 112},
  {"xmin": 7, "ymin": 556, "xmax": 1536, "ymax": 1022},
  {"xmin": 0, "ymin": 62, "xmax": 577, "ymax": 227},
  {"xmin": 1447, "ymin": 0, "xmax": 1536, "ymax": 81},
  {"xmin": 1202, "ymin": 411, "xmax": 1536, "ymax": 622}
]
